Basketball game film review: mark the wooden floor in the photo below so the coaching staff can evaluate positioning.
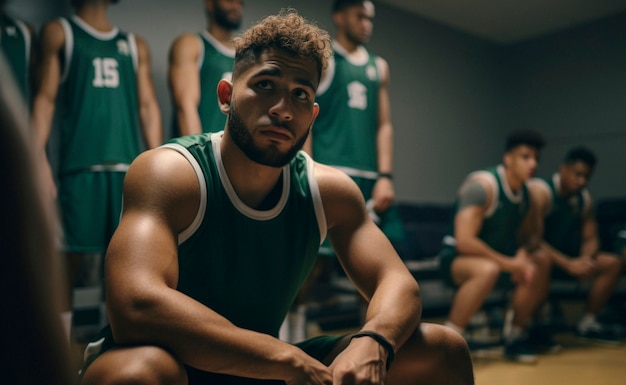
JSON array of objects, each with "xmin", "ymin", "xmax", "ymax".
[{"xmin": 472, "ymin": 332, "xmax": 626, "ymax": 385}]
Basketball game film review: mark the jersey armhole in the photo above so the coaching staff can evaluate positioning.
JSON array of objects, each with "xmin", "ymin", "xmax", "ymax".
[
  {"xmin": 303, "ymin": 152, "xmax": 327, "ymax": 245},
  {"xmin": 316, "ymin": 55, "xmax": 335, "ymax": 96},
  {"xmin": 58, "ymin": 18, "xmax": 73, "ymax": 83},
  {"xmin": 127, "ymin": 33, "xmax": 138, "ymax": 72},
  {"xmin": 160, "ymin": 143, "xmax": 207, "ymax": 245}
]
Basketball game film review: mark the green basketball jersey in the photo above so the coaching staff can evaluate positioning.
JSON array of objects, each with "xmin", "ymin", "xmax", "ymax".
[
  {"xmin": 57, "ymin": 16, "xmax": 141, "ymax": 175},
  {"xmin": 443, "ymin": 165, "xmax": 530, "ymax": 256},
  {"xmin": 312, "ymin": 42, "xmax": 380, "ymax": 175},
  {"xmin": 541, "ymin": 174, "xmax": 590, "ymax": 256},
  {"xmin": 162, "ymin": 132, "xmax": 325, "ymax": 336},
  {"xmin": 1, "ymin": 13, "xmax": 31, "ymax": 102},
  {"xmin": 171, "ymin": 31, "xmax": 234, "ymax": 135}
]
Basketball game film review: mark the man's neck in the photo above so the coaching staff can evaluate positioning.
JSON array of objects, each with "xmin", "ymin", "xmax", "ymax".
[
  {"xmin": 503, "ymin": 167, "xmax": 523, "ymax": 193},
  {"xmin": 208, "ymin": 25, "xmax": 235, "ymax": 49},
  {"xmin": 76, "ymin": 2, "xmax": 112, "ymax": 32},
  {"xmin": 335, "ymin": 35, "xmax": 361, "ymax": 54},
  {"xmin": 220, "ymin": 132, "xmax": 284, "ymax": 209}
]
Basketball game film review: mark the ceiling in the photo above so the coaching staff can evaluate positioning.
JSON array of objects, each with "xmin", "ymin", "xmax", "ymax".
[{"xmin": 376, "ymin": 0, "xmax": 626, "ymax": 44}]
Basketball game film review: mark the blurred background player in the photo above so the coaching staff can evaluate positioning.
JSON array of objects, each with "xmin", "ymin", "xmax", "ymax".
[
  {"xmin": 438, "ymin": 129, "xmax": 552, "ymax": 363},
  {"xmin": 31, "ymin": 0, "xmax": 162, "ymax": 345},
  {"xmin": 529, "ymin": 146, "xmax": 624, "ymax": 345},
  {"xmin": 1, "ymin": 0, "xmax": 36, "ymax": 106},
  {"xmin": 293, "ymin": 0, "xmax": 404, "ymax": 343},
  {"xmin": 169, "ymin": 0, "xmax": 243, "ymax": 136}
]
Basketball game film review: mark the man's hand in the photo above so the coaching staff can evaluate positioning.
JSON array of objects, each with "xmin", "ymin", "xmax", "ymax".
[
  {"xmin": 283, "ymin": 353, "xmax": 332, "ymax": 385},
  {"xmin": 329, "ymin": 336, "xmax": 387, "ymax": 385},
  {"xmin": 507, "ymin": 249, "xmax": 537, "ymax": 284},
  {"xmin": 372, "ymin": 177, "xmax": 394, "ymax": 214},
  {"xmin": 566, "ymin": 257, "xmax": 597, "ymax": 281}
]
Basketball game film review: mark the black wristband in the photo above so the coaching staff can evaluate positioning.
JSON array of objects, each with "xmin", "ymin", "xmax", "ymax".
[
  {"xmin": 350, "ymin": 331, "xmax": 395, "ymax": 370},
  {"xmin": 378, "ymin": 172, "xmax": 393, "ymax": 180}
]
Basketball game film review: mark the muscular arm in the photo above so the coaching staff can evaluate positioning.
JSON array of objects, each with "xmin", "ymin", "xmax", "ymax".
[
  {"xmin": 454, "ymin": 177, "xmax": 521, "ymax": 271},
  {"xmin": 30, "ymin": 20, "xmax": 64, "ymax": 197},
  {"xmin": 318, "ymin": 163, "xmax": 419, "ymax": 368},
  {"xmin": 106, "ymin": 149, "xmax": 327, "ymax": 382},
  {"xmin": 134, "ymin": 35, "xmax": 162, "ymax": 148},
  {"xmin": 529, "ymin": 179, "xmax": 597, "ymax": 276},
  {"xmin": 168, "ymin": 33, "xmax": 202, "ymax": 136},
  {"xmin": 372, "ymin": 57, "xmax": 394, "ymax": 213}
]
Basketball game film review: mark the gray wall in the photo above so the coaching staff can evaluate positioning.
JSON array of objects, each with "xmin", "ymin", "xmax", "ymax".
[
  {"xmin": 504, "ymin": 13, "xmax": 626, "ymax": 201},
  {"xmin": 6, "ymin": 0, "xmax": 625, "ymax": 204}
]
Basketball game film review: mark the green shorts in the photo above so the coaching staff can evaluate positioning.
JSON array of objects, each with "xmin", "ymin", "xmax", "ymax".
[
  {"xmin": 438, "ymin": 245, "xmax": 514, "ymax": 289},
  {"xmin": 319, "ymin": 175, "xmax": 406, "ymax": 257},
  {"xmin": 58, "ymin": 171, "xmax": 126, "ymax": 253},
  {"xmin": 82, "ymin": 326, "xmax": 346, "ymax": 385}
]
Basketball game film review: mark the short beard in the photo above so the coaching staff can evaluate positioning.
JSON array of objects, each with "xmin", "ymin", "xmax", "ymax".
[
  {"xmin": 214, "ymin": 6, "xmax": 241, "ymax": 31},
  {"xmin": 228, "ymin": 105, "xmax": 308, "ymax": 168}
]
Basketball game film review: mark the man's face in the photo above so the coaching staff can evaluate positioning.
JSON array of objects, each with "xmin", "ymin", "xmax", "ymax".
[
  {"xmin": 338, "ymin": 1, "xmax": 374, "ymax": 45},
  {"xmin": 504, "ymin": 145, "xmax": 540, "ymax": 182},
  {"xmin": 211, "ymin": 0, "xmax": 243, "ymax": 30},
  {"xmin": 225, "ymin": 48, "xmax": 319, "ymax": 167},
  {"xmin": 560, "ymin": 161, "xmax": 593, "ymax": 195}
]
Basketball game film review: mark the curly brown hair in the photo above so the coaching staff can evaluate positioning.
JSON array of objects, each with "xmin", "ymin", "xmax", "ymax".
[{"xmin": 232, "ymin": 9, "xmax": 332, "ymax": 84}]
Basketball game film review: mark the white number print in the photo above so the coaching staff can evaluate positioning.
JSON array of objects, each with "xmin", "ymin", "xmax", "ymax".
[
  {"xmin": 347, "ymin": 81, "xmax": 367, "ymax": 110},
  {"xmin": 92, "ymin": 58, "xmax": 119, "ymax": 88}
]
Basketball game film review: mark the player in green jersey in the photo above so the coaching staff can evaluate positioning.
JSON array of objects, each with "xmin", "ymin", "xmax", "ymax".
[
  {"xmin": 0, "ymin": 0, "xmax": 36, "ymax": 104},
  {"xmin": 169, "ymin": 0, "xmax": 243, "ymax": 136},
  {"xmin": 439, "ymin": 129, "xmax": 552, "ymax": 363},
  {"xmin": 293, "ymin": 0, "xmax": 403, "ymax": 344},
  {"xmin": 78, "ymin": 10, "xmax": 474, "ymax": 385},
  {"xmin": 31, "ymin": 0, "xmax": 162, "ymax": 345},
  {"xmin": 529, "ymin": 147, "xmax": 624, "ymax": 344}
]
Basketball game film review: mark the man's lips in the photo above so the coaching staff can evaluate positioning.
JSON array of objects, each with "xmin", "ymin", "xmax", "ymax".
[{"xmin": 260, "ymin": 126, "xmax": 293, "ymax": 141}]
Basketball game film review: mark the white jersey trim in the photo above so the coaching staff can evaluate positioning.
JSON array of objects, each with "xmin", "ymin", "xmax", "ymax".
[
  {"xmin": 127, "ymin": 33, "xmax": 138, "ymax": 72},
  {"xmin": 201, "ymin": 30, "xmax": 236, "ymax": 58},
  {"xmin": 303, "ymin": 152, "xmax": 327, "ymax": 245},
  {"xmin": 59, "ymin": 18, "xmax": 73, "ymax": 83},
  {"xmin": 496, "ymin": 164, "xmax": 524, "ymax": 204},
  {"xmin": 13, "ymin": 19, "xmax": 31, "ymax": 71},
  {"xmin": 71, "ymin": 15, "xmax": 119, "ymax": 40},
  {"xmin": 212, "ymin": 132, "xmax": 289, "ymax": 221},
  {"xmin": 317, "ymin": 54, "xmax": 335, "ymax": 96},
  {"xmin": 160, "ymin": 143, "xmax": 208, "ymax": 245}
]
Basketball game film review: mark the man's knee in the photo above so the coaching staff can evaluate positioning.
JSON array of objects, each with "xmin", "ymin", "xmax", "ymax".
[
  {"xmin": 80, "ymin": 346, "xmax": 187, "ymax": 385},
  {"xmin": 391, "ymin": 323, "xmax": 474, "ymax": 385}
]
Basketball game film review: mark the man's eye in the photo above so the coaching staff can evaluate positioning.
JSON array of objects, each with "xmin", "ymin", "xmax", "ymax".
[
  {"xmin": 257, "ymin": 80, "xmax": 272, "ymax": 90},
  {"xmin": 294, "ymin": 89, "xmax": 310, "ymax": 100}
]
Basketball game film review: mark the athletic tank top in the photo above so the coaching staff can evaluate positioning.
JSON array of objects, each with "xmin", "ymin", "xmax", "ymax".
[
  {"xmin": 443, "ymin": 165, "xmax": 530, "ymax": 255},
  {"xmin": 1, "ymin": 13, "xmax": 31, "ymax": 103},
  {"xmin": 162, "ymin": 132, "xmax": 327, "ymax": 336},
  {"xmin": 541, "ymin": 174, "xmax": 591, "ymax": 256},
  {"xmin": 313, "ymin": 42, "xmax": 380, "ymax": 175},
  {"xmin": 57, "ymin": 16, "xmax": 141, "ymax": 174},
  {"xmin": 171, "ymin": 31, "xmax": 234, "ymax": 136}
]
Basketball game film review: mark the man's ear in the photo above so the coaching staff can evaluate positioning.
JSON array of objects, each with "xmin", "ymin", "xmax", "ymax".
[
  {"xmin": 217, "ymin": 79, "xmax": 233, "ymax": 115},
  {"xmin": 312, "ymin": 102, "xmax": 320, "ymax": 121}
]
